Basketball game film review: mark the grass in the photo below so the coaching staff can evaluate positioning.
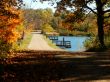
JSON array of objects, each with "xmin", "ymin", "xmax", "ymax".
[
  {"xmin": 43, "ymin": 35, "xmax": 60, "ymax": 49},
  {"xmin": 19, "ymin": 33, "xmax": 32, "ymax": 50}
]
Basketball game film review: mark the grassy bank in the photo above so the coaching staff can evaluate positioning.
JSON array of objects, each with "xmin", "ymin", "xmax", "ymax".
[
  {"xmin": 18, "ymin": 33, "xmax": 32, "ymax": 50},
  {"xmin": 43, "ymin": 35, "xmax": 60, "ymax": 49}
]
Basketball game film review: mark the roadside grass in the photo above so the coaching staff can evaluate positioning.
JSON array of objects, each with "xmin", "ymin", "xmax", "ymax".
[
  {"xmin": 43, "ymin": 35, "xmax": 61, "ymax": 49},
  {"xmin": 19, "ymin": 33, "xmax": 32, "ymax": 50}
]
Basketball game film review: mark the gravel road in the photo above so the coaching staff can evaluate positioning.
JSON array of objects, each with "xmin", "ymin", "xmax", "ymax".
[{"xmin": 28, "ymin": 32, "xmax": 59, "ymax": 51}]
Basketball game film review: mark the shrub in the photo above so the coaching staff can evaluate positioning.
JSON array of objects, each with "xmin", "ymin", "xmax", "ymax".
[
  {"xmin": 84, "ymin": 36, "xmax": 110, "ymax": 52},
  {"xmin": 42, "ymin": 24, "xmax": 54, "ymax": 33},
  {"xmin": 0, "ymin": 40, "xmax": 12, "ymax": 59}
]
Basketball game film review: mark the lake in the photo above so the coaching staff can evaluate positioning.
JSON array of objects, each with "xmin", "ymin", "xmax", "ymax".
[{"xmin": 51, "ymin": 36, "xmax": 89, "ymax": 52}]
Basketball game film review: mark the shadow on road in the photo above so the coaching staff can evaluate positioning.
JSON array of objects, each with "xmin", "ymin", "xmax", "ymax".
[{"xmin": 1, "ymin": 51, "xmax": 110, "ymax": 82}]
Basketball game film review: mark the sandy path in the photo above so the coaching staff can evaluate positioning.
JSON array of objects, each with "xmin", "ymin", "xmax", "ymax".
[{"xmin": 28, "ymin": 32, "xmax": 59, "ymax": 51}]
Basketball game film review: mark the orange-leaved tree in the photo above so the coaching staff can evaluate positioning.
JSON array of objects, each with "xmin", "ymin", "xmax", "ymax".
[{"xmin": 0, "ymin": 0, "xmax": 22, "ymax": 57}]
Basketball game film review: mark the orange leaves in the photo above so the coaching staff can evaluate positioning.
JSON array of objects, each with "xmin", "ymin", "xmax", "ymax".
[
  {"xmin": 0, "ymin": 29, "xmax": 4, "ymax": 38},
  {"xmin": 0, "ymin": 15, "xmax": 8, "ymax": 20},
  {"xmin": 0, "ymin": 0, "xmax": 23, "ymax": 56},
  {"xmin": 8, "ymin": 18, "xmax": 21, "ymax": 26},
  {"xmin": 0, "ymin": 28, "xmax": 20, "ymax": 44},
  {"xmin": 0, "ymin": 16, "xmax": 21, "ymax": 44},
  {"xmin": 62, "ymin": 21, "xmax": 73, "ymax": 30},
  {"xmin": 65, "ymin": 12, "xmax": 84, "ymax": 23},
  {"xmin": 0, "ymin": 16, "xmax": 8, "ymax": 27},
  {"xmin": 6, "ymin": 31, "xmax": 20, "ymax": 43},
  {"xmin": 0, "ymin": 0, "xmax": 21, "ymax": 44},
  {"xmin": 65, "ymin": 13, "xmax": 75, "ymax": 23}
]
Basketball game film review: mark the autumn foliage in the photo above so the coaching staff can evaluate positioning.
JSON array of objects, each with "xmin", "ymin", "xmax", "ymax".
[{"xmin": 0, "ymin": 0, "xmax": 21, "ymax": 56}]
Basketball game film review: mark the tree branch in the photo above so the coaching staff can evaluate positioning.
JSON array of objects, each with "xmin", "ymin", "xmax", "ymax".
[
  {"xmin": 85, "ymin": 6, "xmax": 97, "ymax": 14},
  {"xmin": 104, "ymin": 9, "xmax": 110, "ymax": 13}
]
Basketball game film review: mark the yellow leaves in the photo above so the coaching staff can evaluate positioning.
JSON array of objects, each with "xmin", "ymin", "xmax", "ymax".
[
  {"xmin": 42, "ymin": 24, "xmax": 55, "ymax": 33},
  {"xmin": 9, "ymin": 7, "xmax": 21, "ymax": 15},
  {"xmin": 1, "ymin": 29, "xmax": 20, "ymax": 44}
]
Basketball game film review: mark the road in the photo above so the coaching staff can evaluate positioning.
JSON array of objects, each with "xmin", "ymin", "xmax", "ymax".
[{"xmin": 28, "ymin": 32, "xmax": 59, "ymax": 51}]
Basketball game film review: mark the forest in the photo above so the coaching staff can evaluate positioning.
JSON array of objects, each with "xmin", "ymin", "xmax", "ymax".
[{"xmin": 0, "ymin": 0, "xmax": 110, "ymax": 56}]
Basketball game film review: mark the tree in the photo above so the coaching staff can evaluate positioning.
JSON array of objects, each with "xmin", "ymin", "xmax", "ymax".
[
  {"xmin": 0, "ymin": 0, "xmax": 22, "ymax": 56},
  {"xmin": 42, "ymin": 23, "xmax": 54, "ymax": 33},
  {"xmin": 42, "ymin": 0, "xmax": 110, "ymax": 48},
  {"xmin": 23, "ymin": 8, "xmax": 53, "ymax": 30}
]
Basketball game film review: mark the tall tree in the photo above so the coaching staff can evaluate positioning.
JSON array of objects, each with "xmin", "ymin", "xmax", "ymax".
[{"xmin": 0, "ymin": 0, "xmax": 22, "ymax": 55}]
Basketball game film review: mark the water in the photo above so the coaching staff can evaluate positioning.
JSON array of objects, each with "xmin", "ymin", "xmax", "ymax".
[{"xmin": 52, "ymin": 36, "xmax": 89, "ymax": 52}]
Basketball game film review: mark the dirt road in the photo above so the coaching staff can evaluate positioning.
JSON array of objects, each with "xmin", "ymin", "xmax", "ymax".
[{"xmin": 28, "ymin": 32, "xmax": 59, "ymax": 51}]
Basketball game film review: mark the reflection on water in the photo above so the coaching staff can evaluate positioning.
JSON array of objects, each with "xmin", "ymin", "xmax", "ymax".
[{"xmin": 52, "ymin": 36, "xmax": 89, "ymax": 52}]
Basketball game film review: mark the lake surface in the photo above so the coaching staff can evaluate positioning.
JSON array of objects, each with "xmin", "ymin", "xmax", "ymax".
[{"xmin": 52, "ymin": 36, "xmax": 89, "ymax": 52}]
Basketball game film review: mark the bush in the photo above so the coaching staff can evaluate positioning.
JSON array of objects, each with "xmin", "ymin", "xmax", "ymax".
[
  {"xmin": 84, "ymin": 37, "xmax": 101, "ymax": 51},
  {"xmin": 42, "ymin": 24, "xmax": 54, "ymax": 33},
  {"xmin": 84, "ymin": 36, "xmax": 110, "ymax": 52},
  {"xmin": 0, "ymin": 40, "xmax": 12, "ymax": 59}
]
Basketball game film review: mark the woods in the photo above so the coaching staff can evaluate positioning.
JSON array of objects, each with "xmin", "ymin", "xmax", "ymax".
[
  {"xmin": 0, "ymin": 0, "xmax": 110, "ymax": 54},
  {"xmin": 0, "ymin": 0, "xmax": 110, "ymax": 57}
]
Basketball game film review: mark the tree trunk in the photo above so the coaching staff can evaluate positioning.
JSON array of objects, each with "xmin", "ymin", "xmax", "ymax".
[
  {"xmin": 96, "ymin": 0, "xmax": 106, "ymax": 48},
  {"xmin": 97, "ymin": 14, "xmax": 105, "ymax": 48}
]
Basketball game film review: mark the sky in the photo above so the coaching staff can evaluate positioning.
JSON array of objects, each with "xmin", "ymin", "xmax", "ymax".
[
  {"xmin": 22, "ymin": 0, "xmax": 97, "ymax": 13},
  {"xmin": 23, "ymin": 0, "xmax": 56, "ymax": 12}
]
